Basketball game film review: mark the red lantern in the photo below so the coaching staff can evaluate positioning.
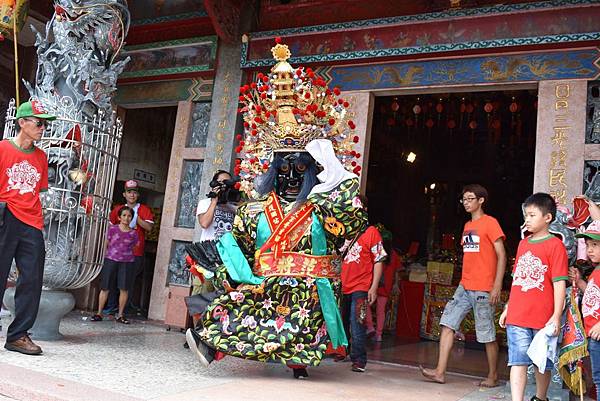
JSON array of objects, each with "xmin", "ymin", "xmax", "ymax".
[
  {"xmin": 390, "ymin": 101, "xmax": 400, "ymax": 112},
  {"xmin": 465, "ymin": 104, "xmax": 474, "ymax": 113},
  {"xmin": 484, "ymin": 103, "xmax": 493, "ymax": 113},
  {"xmin": 468, "ymin": 120, "xmax": 477, "ymax": 130},
  {"xmin": 509, "ymin": 102, "xmax": 518, "ymax": 113},
  {"xmin": 459, "ymin": 103, "xmax": 466, "ymax": 113},
  {"xmin": 491, "ymin": 119, "xmax": 501, "ymax": 129},
  {"xmin": 435, "ymin": 103, "xmax": 444, "ymax": 113},
  {"xmin": 412, "ymin": 105, "xmax": 422, "ymax": 115},
  {"xmin": 447, "ymin": 120, "xmax": 456, "ymax": 129},
  {"xmin": 386, "ymin": 117, "xmax": 396, "ymax": 126},
  {"xmin": 405, "ymin": 118, "xmax": 414, "ymax": 127},
  {"xmin": 425, "ymin": 118, "xmax": 434, "ymax": 129}
]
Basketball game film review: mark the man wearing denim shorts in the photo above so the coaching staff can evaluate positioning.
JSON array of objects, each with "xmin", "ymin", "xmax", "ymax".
[{"xmin": 421, "ymin": 184, "xmax": 506, "ymax": 387}]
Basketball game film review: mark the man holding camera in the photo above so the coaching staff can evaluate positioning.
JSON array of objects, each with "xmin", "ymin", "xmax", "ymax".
[
  {"xmin": 196, "ymin": 170, "xmax": 238, "ymax": 241},
  {"xmin": 184, "ymin": 170, "xmax": 238, "ymax": 344}
]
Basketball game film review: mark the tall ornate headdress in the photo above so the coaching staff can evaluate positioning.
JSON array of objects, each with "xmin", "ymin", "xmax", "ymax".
[{"xmin": 234, "ymin": 39, "xmax": 360, "ymax": 196}]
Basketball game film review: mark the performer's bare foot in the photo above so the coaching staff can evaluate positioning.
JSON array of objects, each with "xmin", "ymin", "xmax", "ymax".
[
  {"xmin": 419, "ymin": 365, "xmax": 445, "ymax": 384},
  {"xmin": 477, "ymin": 377, "xmax": 499, "ymax": 388}
]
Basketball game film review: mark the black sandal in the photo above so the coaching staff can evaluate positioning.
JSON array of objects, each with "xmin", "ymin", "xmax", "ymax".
[
  {"xmin": 90, "ymin": 314, "xmax": 103, "ymax": 321},
  {"xmin": 116, "ymin": 316, "xmax": 130, "ymax": 324}
]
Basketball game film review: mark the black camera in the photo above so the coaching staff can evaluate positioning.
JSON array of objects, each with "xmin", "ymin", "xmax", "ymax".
[{"xmin": 207, "ymin": 177, "xmax": 241, "ymax": 204}]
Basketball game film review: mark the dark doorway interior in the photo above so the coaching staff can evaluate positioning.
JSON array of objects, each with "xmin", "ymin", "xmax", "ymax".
[
  {"xmin": 364, "ymin": 89, "xmax": 538, "ymax": 378},
  {"xmin": 106, "ymin": 106, "xmax": 178, "ymax": 317},
  {"xmin": 366, "ymin": 89, "xmax": 538, "ymax": 259}
]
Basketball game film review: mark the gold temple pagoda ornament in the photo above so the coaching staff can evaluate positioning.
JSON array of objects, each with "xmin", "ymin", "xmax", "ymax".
[{"xmin": 236, "ymin": 38, "xmax": 360, "ymax": 197}]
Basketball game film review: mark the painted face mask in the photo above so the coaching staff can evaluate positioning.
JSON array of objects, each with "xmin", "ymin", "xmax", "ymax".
[{"xmin": 276, "ymin": 153, "xmax": 308, "ymax": 202}]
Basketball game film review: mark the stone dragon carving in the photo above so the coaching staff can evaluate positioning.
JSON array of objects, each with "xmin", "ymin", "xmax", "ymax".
[
  {"xmin": 17, "ymin": 0, "xmax": 129, "ymax": 289},
  {"xmin": 26, "ymin": 0, "xmax": 130, "ymax": 122}
]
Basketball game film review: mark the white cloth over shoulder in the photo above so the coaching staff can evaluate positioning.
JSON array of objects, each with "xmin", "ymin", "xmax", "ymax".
[
  {"xmin": 526, "ymin": 323, "xmax": 558, "ymax": 373},
  {"xmin": 305, "ymin": 139, "xmax": 356, "ymax": 195}
]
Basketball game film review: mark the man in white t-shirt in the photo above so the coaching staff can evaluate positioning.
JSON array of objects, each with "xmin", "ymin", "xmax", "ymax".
[
  {"xmin": 196, "ymin": 170, "xmax": 237, "ymax": 241},
  {"xmin": 183, "ymin": 170, "xmax": 238, "ymax": 344}
]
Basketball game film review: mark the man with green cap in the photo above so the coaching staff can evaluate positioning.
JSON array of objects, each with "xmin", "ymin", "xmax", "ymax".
[{"xmin": 0, "ymin": 100, "xmax": 56, "ymax": 355}]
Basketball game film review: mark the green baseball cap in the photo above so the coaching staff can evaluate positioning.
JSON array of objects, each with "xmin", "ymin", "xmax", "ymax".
[
  {"xmin": 15, "ymin": 100, "xmax": 57, "ymax": 121},
  {"xmin": 575, "ymin": 220, "xmax": 600, "ymax": 241}
]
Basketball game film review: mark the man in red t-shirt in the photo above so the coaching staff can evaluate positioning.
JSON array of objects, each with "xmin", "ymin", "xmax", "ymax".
[
  {"xmin": 0, "ymin": 100, "xmax": 55, "ymax": 355},
  {"xmin": 341, "ymin": 222, "xmax": 387, "ymax": 373},
  {"xmin": 421, "ymin": 184, "xmax": 506, "ymax": 387},
  {"xmin": 105, "ymin": 180, "xmax": 154, "ymax": 313}
]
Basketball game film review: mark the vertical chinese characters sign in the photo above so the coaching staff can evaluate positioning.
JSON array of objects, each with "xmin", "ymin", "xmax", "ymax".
[
  {"xmin": 549, "ymin": 84, "xmax": 570, "ymax": 204},
  {"xmin": 214, "ymin": 72, "xmax": 232, "ymax": 169},
  {"xmin": 534, "ymin": 80, "xmax": 587, "ymax": 204}
]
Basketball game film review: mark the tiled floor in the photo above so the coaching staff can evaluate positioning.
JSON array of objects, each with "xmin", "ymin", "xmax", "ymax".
[
  {"xmin": 367, "ymin": 336, "xmax": 511, "ymax": 380},
  {"xmin": 0, "ymin": 312, "xmax": 516, "ymax": 401}
]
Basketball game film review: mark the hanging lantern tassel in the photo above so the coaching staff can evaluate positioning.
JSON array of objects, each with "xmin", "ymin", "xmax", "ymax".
[
  {"xmin": 425, "ymin": 117, "xmax": 434, "ymax": 138},
  {"xmin": 492, "ymin": 119, "xmax": 501, "ymax": 144},
  {"xmin": 509, "ymin": 99, "xmax": 518, "ymax": 128},
  {"xmin": 447, "ymin": 119, "xmax": 456, "ymax": 139},
  {"xmin": 469, "ymin": 120, "xmax": 477, "ymax": 145},
  {"xmin": 436, "ymin": 101, "xmax": 443, "ymax": 126},
  {"xmin": 413, "ymin": 104, "xmax": 421, "ymax": 127}
]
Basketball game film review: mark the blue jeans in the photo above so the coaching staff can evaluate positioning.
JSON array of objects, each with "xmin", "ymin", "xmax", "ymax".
[
  {"xmin": 589, "ymin": 339, "xmax": 600, "ymax": 399},
  {"xmin": 343, "ymin": 291, "xmax": 368, "ymax": 366},
  {"xmin": 506, "ymin": 324, "xmax": 553, "ymax": 370}
]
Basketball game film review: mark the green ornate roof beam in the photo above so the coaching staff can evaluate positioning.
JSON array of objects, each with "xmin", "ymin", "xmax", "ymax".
[{"xmin": 240, "ymin": 0, "xmax": 600, "ymax": 68}]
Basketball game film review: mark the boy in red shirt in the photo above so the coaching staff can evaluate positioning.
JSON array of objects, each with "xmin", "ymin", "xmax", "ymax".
[
  {"xmin": 341, "ymin": 222, "xmax": 387, "ymax": 373},
  {"xmin": 0, "ymin": 100, "xmax": 55, "ymax": 355},
  {"xmin": 499, "ymin": 193, "xmax": 568, "ymax": 401}
]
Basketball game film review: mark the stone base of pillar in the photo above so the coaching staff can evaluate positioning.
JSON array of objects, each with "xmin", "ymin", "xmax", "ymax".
[{"xmin": 3, "ymin": 288, "xmax": 75, "ymax": 341}]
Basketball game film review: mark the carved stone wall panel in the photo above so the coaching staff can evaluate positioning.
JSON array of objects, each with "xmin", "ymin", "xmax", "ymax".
[
  {"xmin": 187, "ymin": 102, "xmax": 211, "ymax": 148},
  {"xmin": 166, "ymin": 240, "xmax": 192, "ymax": 285},
  {"xmin": 586, "ymin": 81, "xmax": 600, "ymax": 144},
  {"xmin": 176, "ymin": 160, "xmax": 204, "ymax": 228}
]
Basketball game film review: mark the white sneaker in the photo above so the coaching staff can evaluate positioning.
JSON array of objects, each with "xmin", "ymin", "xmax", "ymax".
[{"xmin": 186, "ymin": 328, "xmax": 210, "ymax": 368}]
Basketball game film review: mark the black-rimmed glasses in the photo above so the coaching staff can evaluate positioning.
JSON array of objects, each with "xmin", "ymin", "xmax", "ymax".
[{"xmin": 459, "ymin": 197, "xmax": 478, "ymax": 204}]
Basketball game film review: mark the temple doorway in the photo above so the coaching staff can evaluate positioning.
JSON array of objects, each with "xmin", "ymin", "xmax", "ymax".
[{"xmin": 364, "ymin": 88, "xmax": 538, "ymax": 378}]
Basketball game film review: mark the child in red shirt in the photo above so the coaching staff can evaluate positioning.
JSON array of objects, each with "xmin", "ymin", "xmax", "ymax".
[
  {"xmin": 499, "ymin": 193, "xmax": 568, "ymax": 401},
  {"xmin": 341, "ymin": 224, "xmax": 387, "ymax": 372},
  {"xmin": 570, "ymin": 197, "xmax": 600, "ymax": 400},
  {"xmin": 365, "ymin": 232, "xmax": 402, "ymax": 342}
]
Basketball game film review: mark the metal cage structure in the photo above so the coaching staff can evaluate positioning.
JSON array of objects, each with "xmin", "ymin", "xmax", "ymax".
[{"xmin": 3, "ymin": 99, "xmax": 122, "ymax": 289}]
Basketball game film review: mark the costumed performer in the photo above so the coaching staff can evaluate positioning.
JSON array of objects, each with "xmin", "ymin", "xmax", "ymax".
[{"xmin": 184, "ymin": 39, "xmax": 367, "ymax": 379}]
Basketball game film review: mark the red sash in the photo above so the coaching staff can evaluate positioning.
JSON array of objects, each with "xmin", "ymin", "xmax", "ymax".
[{"xmin": 259, "ymin": 192, "xmax": 314, "ymax": 259}]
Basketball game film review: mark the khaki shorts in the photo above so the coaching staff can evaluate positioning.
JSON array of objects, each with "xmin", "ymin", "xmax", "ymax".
[{"xmin": 439, "ymin": 284, "xmax": 496, "ymax": 343}]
